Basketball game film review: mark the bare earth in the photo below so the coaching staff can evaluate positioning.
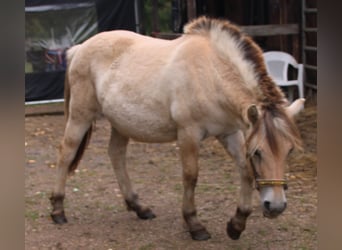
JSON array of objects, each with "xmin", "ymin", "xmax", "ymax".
[{"xmin": 25, "ymin": 102, "xmax": 317, "ymax": 250}]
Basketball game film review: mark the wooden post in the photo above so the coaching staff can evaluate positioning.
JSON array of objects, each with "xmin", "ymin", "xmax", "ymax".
[
  {"xmin": 187, "ymin": 0, "xmax": 196, "ymax": 21},
  {"xmin": 152, "ymin": 0, "xmax": 159, "ymax": 32}
]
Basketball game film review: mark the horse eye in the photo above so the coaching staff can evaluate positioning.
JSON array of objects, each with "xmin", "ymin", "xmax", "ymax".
[
  {"xmin": 254, "ymin": 149, "xmax": 262, "ymax": 159},
  {"xmin": 288, "ymin": 147, "xmax": 294, "ymax": 156}
]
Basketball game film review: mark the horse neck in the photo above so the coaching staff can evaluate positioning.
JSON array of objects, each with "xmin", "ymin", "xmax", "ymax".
[{"xmin": 216, "ymin": 85, "xmax": 260, "ymax": 131}]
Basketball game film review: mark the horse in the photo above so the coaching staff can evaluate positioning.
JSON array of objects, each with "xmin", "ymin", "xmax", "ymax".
[{"xmin": 50, "ymin": 16, "xmax": 305, "ymax": 241}]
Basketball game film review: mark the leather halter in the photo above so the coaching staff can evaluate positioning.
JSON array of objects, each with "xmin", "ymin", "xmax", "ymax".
[
  {"xmin": 248, "ymin": 156, "xmax": 288, "ymax": 191},
  {"xmin": 255, "ymin": 179, "xmax": 288, "ymax": 191}
]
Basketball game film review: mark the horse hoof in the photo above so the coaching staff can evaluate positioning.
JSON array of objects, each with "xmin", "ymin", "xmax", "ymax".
[
  {"xmin": 137, "ymin": 208, "xmax": 156, "ymax": 220},
  {"xmin": 227, "ymin": 220, "xmax": 241, "ymax": 240},
  {"xmin": 51, "ymin": 211, "xmax": 68, "ymax": 224},
  {"xmin": 190, "ymin": 228, "xmax": 211, "ymax": 241}
]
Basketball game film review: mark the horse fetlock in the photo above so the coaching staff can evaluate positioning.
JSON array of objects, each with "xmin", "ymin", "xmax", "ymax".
[
  {"xmin": 50, "ymin": 193, "xmax": 65, "ymax": 211},
  {"xmin": 50, "ymin": 193, "xmax": 68, "ymax": 224},
  {"xmin": 183, "ymin": 210, "xmax": 210, "ymax": 240},
  {"xmin": 125, "ymin": 193, "xmax": 139, "ymax": 210},
  {"xmin": 51, "ymin": 210, "xmax": 68, "ymax": 224},
  {"xmin": 235, "ymin": 207, "xmax": 252, "ymax": 220},
  {"xmin": 227, "ymin": 219, "xmax": 244, "ymax": 240},
  {"xmin": 136, "ymin": 207, "xmax": 156, "ymax": 220},
  {"xmin": 226, "ymin": 207, "xmax": 251, "ymax": 240},
  {"xmin": 183, "ymin": 210, "xmax": 197, "ymax": 223},
  {"xmin": 125, "ymin": 195, "xmax": 156, "ymax": 220},
  {"xmin": 187, "ymin": 220, "xmax": 211, "ymax": 241}
]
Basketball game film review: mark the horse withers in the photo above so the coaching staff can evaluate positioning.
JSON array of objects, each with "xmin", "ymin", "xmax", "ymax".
[{"xmin": 50, "ymin": 16, "xmax": 304, "ymax": 241}]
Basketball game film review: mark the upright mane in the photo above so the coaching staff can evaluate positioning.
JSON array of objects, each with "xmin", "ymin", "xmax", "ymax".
[
  {"xmin": 184, "ymin": 17, "xmax": 302, "ymax": 152},
  {"xmin": 184, "ymin": 16, "xmax": 286, "ymax": 109}
]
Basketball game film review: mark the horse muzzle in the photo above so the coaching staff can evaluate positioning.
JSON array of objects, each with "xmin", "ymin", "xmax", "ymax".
[
  {"xmin": 262, "ymin": 200, "xmax": 287, "ymax": 218},
  {"xmin": 259, "ymin": 185, "xmax": 287, "ymax": 218}
]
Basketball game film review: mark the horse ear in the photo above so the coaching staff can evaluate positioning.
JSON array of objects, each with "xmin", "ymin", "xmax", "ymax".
[
  {"xmin": 286, "ymin": 98, "xmax": 305, "ymax": 117},
  {"xmin": 247, "ymin": 104, "xmax": 259, "ymax": 125}
]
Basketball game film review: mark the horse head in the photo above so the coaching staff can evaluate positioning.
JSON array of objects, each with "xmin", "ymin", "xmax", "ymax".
[{"xmin": 245, "ymin": 98, "xmax": 305, "ymax": 218}]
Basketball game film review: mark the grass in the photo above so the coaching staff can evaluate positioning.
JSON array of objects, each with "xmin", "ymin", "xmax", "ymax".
[
  {"xmin": 139, "ymin": 243, "xmax": 155, "ymax": 250},
  {"xmin": 25, "ymin": 197, "xmax": 39, "ymax": 206},
  {"xmin": 174, "ymin": 183, "xmax": 182, "ymax": 192},
  {"xmin": 257, "ymin": 228, "xmax": 268, "ymax": 237},
  {"xmin": 25, "ymin": 210, "xmax": 39, "ymax": 221},
  {"xmin": 226, "ymin": 184, "xmax": 237, "ymax": 192},
  {"xmin": 277, "ymin": 224, "xmax": 289, "ymax": 232},
  {"xmin": 297, "ymin": 247, "xmax": 310, "ymax": 250}
]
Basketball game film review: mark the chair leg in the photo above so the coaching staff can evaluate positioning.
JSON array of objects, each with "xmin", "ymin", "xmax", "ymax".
[
  {"xmin": 287, "ymin": 87, "xmax": 294, "ymax": 103},
  {"xmin": 299, "ymin": 83, "xmax": 304, "ymax": 99}
]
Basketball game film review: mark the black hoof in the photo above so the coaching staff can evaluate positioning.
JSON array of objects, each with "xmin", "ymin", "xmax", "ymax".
[
  {"xmin": 51, "ymin": 211, "xmax": 68, "ymax": 224},
  {"xmin": 190, "ymin": 228, "xmax": 211, "ymax": 241},
  {"xmin": 227, "ymin": 220, "xmax": 242, "ymax": 240},
  {"xmin": 137, "ymin": 208, "xmax": 156, "ymax": 220}
]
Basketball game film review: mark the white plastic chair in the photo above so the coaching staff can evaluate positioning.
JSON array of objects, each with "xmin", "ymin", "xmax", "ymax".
[{"xmin": 263, "ymin": 51, "xmax": 304, "ymax": 102}]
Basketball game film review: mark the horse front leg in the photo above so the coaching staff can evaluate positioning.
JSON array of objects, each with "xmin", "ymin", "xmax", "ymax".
[
  {"xmin": 216, "ymin": 131, "xmax": 254, "ymax": 240},
  {"xmin": 108, "ymin": 127, "xmax": 155, "ymax": 220},
  {"xmin": 178, "ymin": 128, "xmax": 211, "ymax": 241},
  {"xmin": 226, "ymin": 170, "xmax": 253, "ymax": 240}
]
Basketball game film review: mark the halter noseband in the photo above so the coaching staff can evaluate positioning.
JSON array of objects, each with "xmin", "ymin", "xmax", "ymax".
[
  {"xmin": 255, "ymin": 179, "xmax": 288, "ymax": 191},
  {"xmin": 248, "ymin": 156, "xmax": 288, "ymax": 191}
]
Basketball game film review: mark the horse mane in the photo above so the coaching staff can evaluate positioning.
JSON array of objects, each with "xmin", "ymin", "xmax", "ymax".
[
  {"xmin": 184, "ymin": 17, "xmax": 302, "ymax": 153},
  {"xmin": 184, "ymin": 16, "xmax": 286, "ymax": 108}
]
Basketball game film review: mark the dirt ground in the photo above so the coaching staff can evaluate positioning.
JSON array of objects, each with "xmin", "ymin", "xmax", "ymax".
[{"xmin": 25, "ymin": 100, "xmax": 317, "ymax": 250}]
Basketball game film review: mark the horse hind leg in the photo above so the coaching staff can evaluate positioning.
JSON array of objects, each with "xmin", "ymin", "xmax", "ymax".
[
  {"xmin": 108, "ymin": 127, "xmax": 156, "ymax": 220},
  {"xmin": 50, "ymin": 117, "xmax": 93, "ymax": 224}
]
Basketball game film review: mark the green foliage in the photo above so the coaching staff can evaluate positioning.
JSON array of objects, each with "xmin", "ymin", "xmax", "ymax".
[{"xmin": 143, "ymin": 0, "xmax": 172, "ymax": 35}]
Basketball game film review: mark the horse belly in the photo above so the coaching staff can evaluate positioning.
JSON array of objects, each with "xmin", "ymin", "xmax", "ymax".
[
  {"xmin": 97, "ymin": 38, "xmax": 181, "ymax": 142},
  {"xmin": 103, "ymin": 101, "xmax": 177, "ymax": 143}
]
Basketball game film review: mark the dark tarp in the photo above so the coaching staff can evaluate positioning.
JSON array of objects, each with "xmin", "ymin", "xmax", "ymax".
[{"xmin": 25, "ymin": 0, "xmax": 136, "ymax": 102}]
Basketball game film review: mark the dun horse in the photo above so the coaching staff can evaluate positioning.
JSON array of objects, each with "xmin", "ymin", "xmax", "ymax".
[{"xmin": 50, "ymin": 16, "xmax": 305, "ymax": 240}]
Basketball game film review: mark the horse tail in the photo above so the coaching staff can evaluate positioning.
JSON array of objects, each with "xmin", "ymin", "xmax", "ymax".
[
  {"xmin": 64, "ymin": 45, "xmax": 79, "ymax": 123},
  {"xmin": 64, "ymin": 45, "xmax": 93, "ymax": 174},
  {"xmin": 68, "ymin": 127, "xmax": 93, "ymax": 174}
]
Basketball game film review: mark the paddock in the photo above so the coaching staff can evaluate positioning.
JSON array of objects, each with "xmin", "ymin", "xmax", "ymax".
[{"xmin": 25, "ymin": 101, "xmax": 316, "ymax": 249}]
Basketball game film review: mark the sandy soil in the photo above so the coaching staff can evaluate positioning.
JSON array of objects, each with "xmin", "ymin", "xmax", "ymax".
[{"xmin": 25, "ymin": 101, "xmax": 317, "ymax": 250}]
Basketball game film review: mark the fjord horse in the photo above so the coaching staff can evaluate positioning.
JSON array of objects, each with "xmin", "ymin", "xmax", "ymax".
[{"xmin": 50, "ymin": 16, "xmax": 305, "ymax": 240}]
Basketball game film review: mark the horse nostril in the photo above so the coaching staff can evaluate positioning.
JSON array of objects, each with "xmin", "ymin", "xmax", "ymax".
[
  {"xmin": 264, "ymin": 200, "xmax": 271, "ymax": 211},
  {"xmin": 284, "ymin": 202, "xmax": 287, "ymax": 210}
]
